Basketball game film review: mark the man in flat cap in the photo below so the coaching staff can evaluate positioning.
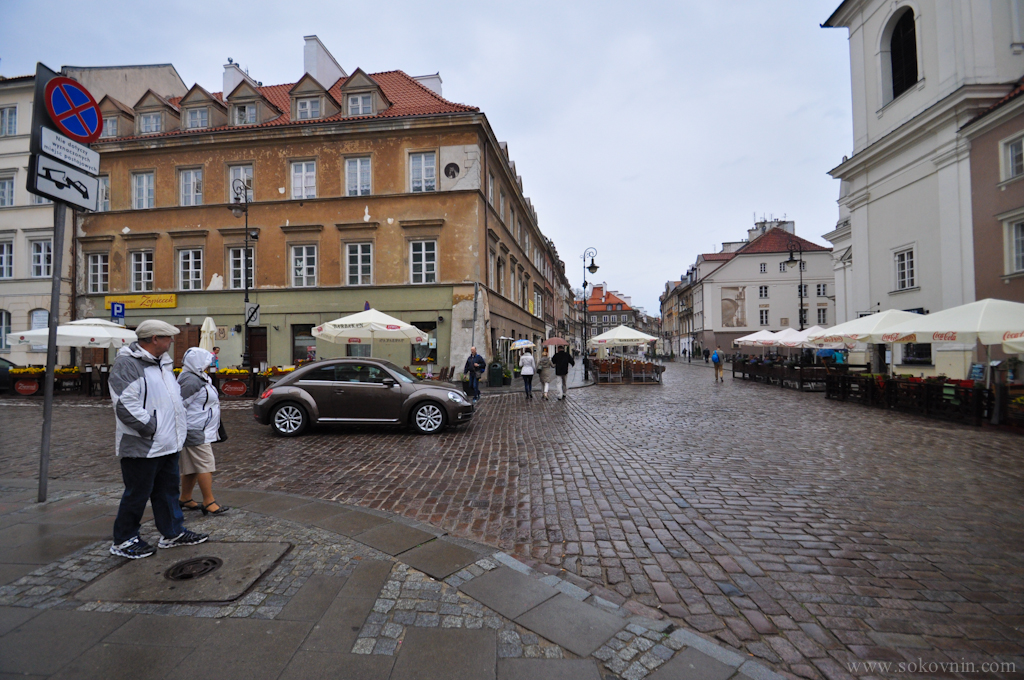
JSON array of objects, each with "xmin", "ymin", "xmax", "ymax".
[{"xmin": 108, "ymin": 320, "xmax": 208, "ymax": 558}]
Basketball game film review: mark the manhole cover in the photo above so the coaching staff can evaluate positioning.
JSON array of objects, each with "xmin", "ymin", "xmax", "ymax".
[{"xmin": 165, "ymin": 556, "xmax": 223, "ymax": 581}]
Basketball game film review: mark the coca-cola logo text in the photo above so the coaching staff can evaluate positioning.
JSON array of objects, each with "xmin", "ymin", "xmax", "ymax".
[
  {"xmin": 931, "ymin": 332, "xmax": 957, "ymax": 342},
  {"xmin": 1003, "ymin": 330, "xmax": 1024, "ymax": 341}
]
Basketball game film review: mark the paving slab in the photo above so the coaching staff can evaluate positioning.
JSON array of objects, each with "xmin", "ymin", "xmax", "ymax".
[
  {"xmin": 311, "ymin": 509, "xmax": 390, "ymax": 536},
  {"xmin": 276, "ymin": 574, "xmax": 347, "ymax": 621},
  {"xmin": 498, "ymin": 658, "xmax": 603, "ymax": 680},
  {"xmin": 0, "ymin": 535, "xmax": 98, "ymax": 564},
  {"xmin": 399, "ymin": 537, "xmax": 481, "ymax": 579},
  {"xmin": 300, "ymin": 595, "xmax": 379, "ymax": 652},
  {"xmin": 167, "ymin": 618, "xmax": 313, "ymax": 680},
  {"xmin": 338, "ymin": 559, "xmax": 394, "ymax": 597},
  {"xmin": 353, "ymin": 522, "xmax": 436, "ymax": 556},
  {"xmin": 0, "ymin": 610, "xmax": 131, "ymax": 675},
  {"xmin": 275, "ymin": 500, "xmax": 350, "ymax": 525},
  {"xmin": 0, "ymin": 605, "xmax": 41, "ymax": 637},
  {"xmin": 460, "ymin": 566, "xmax": 559, "ymax": 620},
  {"xmin": 278, "ymin": 650, "xmax": 394, "ymax": 680},
  {"xmin": 104, "ymin": 614, "xmax": 221, "ymax": 647},
  {"xmin": 49, "ymin": 641, "xmax": 186, "ymax": 680},
  {"xmin": 209, "ymin": 489, "xmax": 275, "ymax": 507},
  {"xmin": 0, "ymin": 521, "xmax": 66, "ymax": 547},
  {"xmin": 21, "ymin": 503, "xmax": 111, "ymax": 525},
  {"xmin": 64, "ymin": 515, "xmax": 117, "ymax": 539},
  {"xmin": 241, "ymin": 495, "xmax": 313, "ymax": 515},
  {"xmin": 648, "ymin": 647, "xmax": 738, "ymax": 680},
  {"xmin": 0, "ymin": 563, "xmax": 36, "ymax": 586},
  {"xmin": 514, "ymin": 594, "xmax": 625, "ymax": 658},
  {"xmin": 75, "ymin": 541, "xmax": 289, "ymax": 603},
  {"xmin": 390, "ymin": 627, "xmax": 496, "ymax": 680}
]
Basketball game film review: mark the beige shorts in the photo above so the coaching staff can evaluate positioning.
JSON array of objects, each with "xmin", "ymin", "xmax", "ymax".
[{"xmin": 180, "ymin": 443, "xmax": 216, "ymax": 475}]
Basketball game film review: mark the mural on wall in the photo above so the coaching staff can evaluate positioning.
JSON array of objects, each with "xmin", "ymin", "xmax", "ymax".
[{"xmin": 721, "ymin": 287, "xmax": 747, "ymax": 327}]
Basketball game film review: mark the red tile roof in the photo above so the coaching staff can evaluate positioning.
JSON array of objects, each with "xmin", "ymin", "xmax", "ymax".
[
  {"xmin": 964, "ymin": 75, "xmax": 1024, "ymax": 129},
  {"xmin": 699, "ymin": 253, "xmax": 736, "ymax": 261},
  {"xmin": 736, "ymin": 228, "xmax": 830, "ymax": 255},
  {"xmin": 586, "ymin": 286, "xmax": 632, "ymax": 310},
  {"xmin": 102, "ymin": 70, "xmax": 479, "ymax": 143}
]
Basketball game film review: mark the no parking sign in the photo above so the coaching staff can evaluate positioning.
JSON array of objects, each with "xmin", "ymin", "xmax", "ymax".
[{"xmin": 44, "ymin": 77, "xmax": 103, "ymax": 143}]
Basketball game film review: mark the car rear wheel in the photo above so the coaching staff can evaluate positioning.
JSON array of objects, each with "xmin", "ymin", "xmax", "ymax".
[
  {"xmin": 271, "ymin": 402, "xmax": 308, "ymax": 437},
  {"xmin": 411, "ymin": 402, "xmax": 446, "ymax": 434}
]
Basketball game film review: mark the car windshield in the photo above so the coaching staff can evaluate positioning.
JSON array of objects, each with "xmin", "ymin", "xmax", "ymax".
[{"xmin": 380, "ymin": 361, "xmax": 419, "ymax": 383}]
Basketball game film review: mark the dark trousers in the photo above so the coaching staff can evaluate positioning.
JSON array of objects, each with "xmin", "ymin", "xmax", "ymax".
[
  {"xmin": 468, "ymin": 372, "xmax": 481, "ymax": 398},
  {"xmin": 113, "ymin": 452, "xmax": 184, "ymax": 544},
  {"xmin": 523, "ymin": 374, "xmax": 533, "ymax": 396}
]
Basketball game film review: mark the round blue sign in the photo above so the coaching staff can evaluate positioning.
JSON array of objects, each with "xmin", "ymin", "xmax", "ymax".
[{"xmin": 44, "ymin": 77, "xmax": 102, "ymax": 143}]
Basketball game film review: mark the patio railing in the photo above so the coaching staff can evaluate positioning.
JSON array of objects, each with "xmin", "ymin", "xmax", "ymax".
[{"xmin": 824, "ymin": 375, "xmax": 992, "ymax": 426}]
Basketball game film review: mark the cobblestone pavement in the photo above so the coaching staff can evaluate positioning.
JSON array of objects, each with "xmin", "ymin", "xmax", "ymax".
[{"xmin": 1, "ymin": 363, "xmax": 1023, "ymax": 679}]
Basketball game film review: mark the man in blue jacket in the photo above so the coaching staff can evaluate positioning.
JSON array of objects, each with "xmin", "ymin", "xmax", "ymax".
[{"xmin": 463, "ymin": 346, "xmax": 486, "ymax": 403}]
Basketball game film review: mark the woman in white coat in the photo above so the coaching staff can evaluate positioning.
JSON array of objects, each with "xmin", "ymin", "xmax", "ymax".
[
  {"xmin": 519, "ymin": 349, "xmax": 536, "ymax": 399},
  {"xmin": 537, "ymin": 348, "xmax": 556, "ymax": 400},
  {"xmin": 177, "ymin": 348, "xmax": 229, "ymax": 516}
]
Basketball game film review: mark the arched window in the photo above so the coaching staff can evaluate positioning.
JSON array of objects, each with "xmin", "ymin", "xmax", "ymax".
[
  {"xmin": 890, "ymin": 9, "xmax": 918, "ymax": 100},
  {"xmin": 0, "ymin": 310, "xmax": 10, "ymax": 350}
]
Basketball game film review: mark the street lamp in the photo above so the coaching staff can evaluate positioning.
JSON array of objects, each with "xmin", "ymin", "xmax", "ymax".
[
  {"xmin": 784, "ymin": 240, "xmax": 805, "ymax": 331},
  {"xmin": 227, "ymin": 178, "xmax": 259, "ymax": 368},
  {"xmin": 581, "ymin": 248, "xmax": 598, "ymax": 379}
]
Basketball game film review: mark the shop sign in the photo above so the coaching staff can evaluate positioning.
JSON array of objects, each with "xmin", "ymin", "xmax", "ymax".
[
  {"xmin": 15, "ymin": 379, "xmax": 39, "ymax": 396},
  {"xmin": 104, "ymin": 294, "xmax": 177, "ymax": 310},
  {"xmin": 220, "ymin": 380, "xmax": 247, "ymax": 397}
]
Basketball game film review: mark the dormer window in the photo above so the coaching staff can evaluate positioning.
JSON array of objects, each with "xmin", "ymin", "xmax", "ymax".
[
  {"xmin": 234, "ymin": 105, "xmax": 256, "ymax": 125},
  {"xmin": 297, "ymin": 98, "xmax": 320, "ymax": 120},
  {"xmin": 348, "ymin": 94, "xmax": 372, "ymax": 116},
  {"xmin": 186, "ymin": 108, "xmax": 208, "ymax": 129},
  {"xmin": 100, "ymin": 117, "xmax": 117, "ymax": 138},
  {"xmin": 140, "ymin": 113, "xmax": 161, "ymax": 134}
]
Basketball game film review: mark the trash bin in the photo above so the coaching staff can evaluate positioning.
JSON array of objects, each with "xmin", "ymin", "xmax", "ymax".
[{"xmin": 488, "ymin": 362, "xmax": 504, "ymax": 387}]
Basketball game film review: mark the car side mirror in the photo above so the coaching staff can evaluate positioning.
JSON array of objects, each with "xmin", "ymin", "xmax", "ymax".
[{"xmin": 382, "ymin": 378, "xmax": 396, "ymax": 387}]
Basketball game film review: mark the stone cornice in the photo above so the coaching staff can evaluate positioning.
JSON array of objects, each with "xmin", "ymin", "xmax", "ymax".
[{"xmin": 280, "ymin": 224, "xmax": 323, "ymax": 234}]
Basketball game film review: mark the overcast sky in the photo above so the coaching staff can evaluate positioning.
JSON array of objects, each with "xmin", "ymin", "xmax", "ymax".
[{"xmin": 1, "ymin": 1, "xmax": 851, "ymax": 313}]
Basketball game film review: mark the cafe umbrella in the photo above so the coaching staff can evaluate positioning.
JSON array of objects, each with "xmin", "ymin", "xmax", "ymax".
[
  {"xmin": 14, "ymin": 318, "xmax": 137, "ymax": 349},
  {"xmin": 312, "ymin": 308, "xmax": 426, "ymax": 357}
]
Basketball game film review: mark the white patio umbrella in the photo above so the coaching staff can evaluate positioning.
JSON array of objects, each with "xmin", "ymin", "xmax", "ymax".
[
  {"xmin": 734, "ymin": 330, "xmax": 776, "ymax": 346},
  {"xmin": 879, "ymin": 298, "xmax": 1024, "ymax": 387},
  {"xmin": 14, "ymin": 318, "xmax": 137, "ymax": 349},
  {"xmin": 312, "ymin": 308, "xmax": 426, "ymax": 357},
  {"xmin": 1004, "ymin": 338, "xmax": 1024, "ymax": 354},
  {"xmin": 766, "ymin": 328, "xmax": 805, "ymax": 348},
  {"xmin": 199, "ymin": 317, "xmax": 218, "ymax": 352},
  {"xmin": 805, "ymin": 309, "xmax": 923, "ymax": 345},
  {"xmin": 587, "ymin": 325, "xmax": 658, "ymax": 347}
]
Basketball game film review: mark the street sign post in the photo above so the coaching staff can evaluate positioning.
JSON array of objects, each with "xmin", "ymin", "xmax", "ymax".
[
  {"xmin": 43, "ymin": 76, "xmax": 102, "ymax": 143},
  {"xmin": 245, "ymin": 303, "xmax": 261, "ymax": 327},
  {"xmin": 40, "ymin": 127, "xmax": 100, "ymax": 175},
  {"xmin": 29, "ymin": 154, "xmax": 99, "ymax": 211},
  {"xmin": 111, "ymin": 302, "xmax": 125, "ymax": 324}
]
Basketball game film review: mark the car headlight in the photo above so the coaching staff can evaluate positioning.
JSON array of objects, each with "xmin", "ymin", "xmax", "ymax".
[{"xmin": 447, "ymin": 391, "xmax": 465, "ymax": 404}]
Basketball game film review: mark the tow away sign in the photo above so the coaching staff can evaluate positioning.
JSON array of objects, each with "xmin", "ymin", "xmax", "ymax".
[
  {"xmin": 29, "ymin": 154, "xmax": 99, "ymax": 211},
  {"xmin": 41, "ymin": 127, "xmax": 99, "ymax": 175}
]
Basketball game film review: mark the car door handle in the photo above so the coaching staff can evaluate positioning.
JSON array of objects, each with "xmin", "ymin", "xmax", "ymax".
[{"xmin": 334, "ymin": 389, "xmax": 345, "ymax": 394}]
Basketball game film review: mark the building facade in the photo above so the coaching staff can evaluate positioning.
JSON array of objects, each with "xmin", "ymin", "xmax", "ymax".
[{"xmin": 76, "ymin": 37, "xmax": 564, "ymax": 371}]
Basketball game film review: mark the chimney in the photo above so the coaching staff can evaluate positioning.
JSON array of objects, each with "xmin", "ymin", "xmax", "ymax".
[
  {"xmin": 303, "ymin": 35, "xmax": 346, "ymax": 86},
  {"xmin": 223, "ymin": 62, "xmax": 257, "ymax": 98},
  {"xmin": 413, "ymin": 73, "xmax": 442, "ymax": 96}
]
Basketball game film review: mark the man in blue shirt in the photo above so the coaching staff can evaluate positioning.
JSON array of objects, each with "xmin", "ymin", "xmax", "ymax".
[{"xmin": 463, "ymin": 347, "xmax": 486, "ymax": 402}]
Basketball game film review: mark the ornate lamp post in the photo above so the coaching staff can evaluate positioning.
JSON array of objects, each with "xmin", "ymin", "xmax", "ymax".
[
  {"xmin": 580, "ymin": 248, "xmax": 599, "ymax": 379},
  {"xmin": 227, "ymin": 178, "xmax": 259, "ymax": 368},
  {"xmin": 785, "ymin": 240, "xmax": 805, "ymax": 331}
]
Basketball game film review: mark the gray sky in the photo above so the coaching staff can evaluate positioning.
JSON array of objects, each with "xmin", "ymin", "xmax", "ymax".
[{"xmin": 1, "ymin": 1, "xmax": 851, "ymax": 313}]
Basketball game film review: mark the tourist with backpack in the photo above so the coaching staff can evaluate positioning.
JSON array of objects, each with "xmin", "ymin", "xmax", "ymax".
[{"xmin": 712, "ymin": 346, "xmax": 724, "ymax": 382}]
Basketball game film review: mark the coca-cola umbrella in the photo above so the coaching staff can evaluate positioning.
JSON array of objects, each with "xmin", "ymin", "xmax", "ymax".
[
  {"xmin": 312, "ymin": 308, "xmax": 426, "ymax": 357},
  {"xmin": 14, "ymin": 318, "xmax": 137, "ymax": 349}
]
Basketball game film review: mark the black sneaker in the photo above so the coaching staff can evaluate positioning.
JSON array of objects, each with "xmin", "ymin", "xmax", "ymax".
[
  {"xmin": 158, "ymin": 529, "xmax": 209, "ymax": 549},
  {"xmin": 110, "ymin": 536, "xmax": 156, "ymax": 559}
]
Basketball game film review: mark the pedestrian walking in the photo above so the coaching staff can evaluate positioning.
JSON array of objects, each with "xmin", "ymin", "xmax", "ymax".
[
  {"xmin": 463, "ymin": 346, "xmax": 486, "ymax": 403},
  {"xmin": 178, "ymin": 348, "xmax": 230, "ymax": 516},
  {"xmin": 551, "ymin": 345, "xmax": 575, "ymax": 400},
  {"xmin": 537, "ymin": 348, "xmax": 556, "ymax": 400},
  {"xmin": 712, "ymin": 345, "xmax": 724, "ymax": 382},
  {"xmin": 210, "ymin": 346, "xmax": 220, "ymax": 371},
  {"xmin": 108, "ymin": 320, "xmax": 208, "ymax": 559},
  {"xmin": 519, "ymin": 349, "xmax": 536, "ymax": 399},
  {"xmin": 703, "ymin": 347, "xmax": 710, "ymax": 363}
]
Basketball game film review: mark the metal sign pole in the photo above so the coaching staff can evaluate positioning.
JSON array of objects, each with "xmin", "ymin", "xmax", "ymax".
[{"xmin": 38, "ymin": 200, "xmax": 67, "ymax": 503}]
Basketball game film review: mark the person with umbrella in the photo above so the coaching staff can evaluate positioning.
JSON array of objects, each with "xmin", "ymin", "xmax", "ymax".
[
  {"xmin": 519, "ymin": 348, "xmax": 536, "ymax": 399},
  {"xmin": 550, "ymin": 341, "xmax": 575, "ymax": 400}
]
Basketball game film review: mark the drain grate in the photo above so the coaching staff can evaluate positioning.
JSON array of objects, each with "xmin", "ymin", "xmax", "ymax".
[{"xmin": 164, "ymin": 556, "xmax": 223, "ymax": 581}]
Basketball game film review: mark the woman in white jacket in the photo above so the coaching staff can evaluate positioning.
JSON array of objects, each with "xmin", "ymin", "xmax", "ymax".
[
  {"xmin": 519, "ymin": 349, "xmax": 536, "ymax": 400},
  {"xmin": 177, "ymin": 348, "xmax": 229, "ymax": 515}
]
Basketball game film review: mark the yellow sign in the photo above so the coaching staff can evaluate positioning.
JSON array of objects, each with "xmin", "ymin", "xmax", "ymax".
[
  {"xmin": 528, "ymin": 299, "xmax": 535, "ymax": 315},
  {"xmin": 104, "ymin": 294, "xmax": 178, "ymax": 310}
]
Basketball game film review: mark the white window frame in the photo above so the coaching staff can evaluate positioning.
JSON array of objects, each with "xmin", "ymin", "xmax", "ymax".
[
  {"xmin": 894, "ymin": 247, "xmax": 915, "ymax": 290},
  {"xmin": 229, "ymin": 165, "xmax": 253, "ymax": 202},
  {"xmin": 178, "ymin": 248, "xmax": 203, "ymax": 291},
  {"xmin": 759, "ymin": 262, "xmax": 767, "ymax": 273},
  {"xmin": 0, "ymin": 241, "xmax": 12, "ymax": 278},
  {"xmin": 0, "ymin": 106, "xmax": 15, "ymax": 137},
  {"xmin": 799, "ymin": 260, "xmax": 807, "ymax": 272},
  {"xmin": 347, "ymin": 94, "xmax": 372, "ymax": 116},
  {"xmin": 30, "ymin": 239, "xmax": 52, "ymax": 278},
  {"xmin": 179, "ymin": 168, "xmax": 203, "ymax": 206},
  {"xmin": 131, "ymin": 251, "xmax": 154, "ymax": 292},
  {"xmin": 410, "ymin": 240, "xmax": 436, "ymax": 284},
  {"xmin": 291, "ymin": 161, "xmax": 316, "ymax": 199},
  {"xmin": 100, "ymin": 116, "xmax": 117, "ymax": 138},
  {"xmin": 798, "ymin": 284, "xmax": 808, "ymax": 298},
  {"xmin": 98, "ymin": 176, "xmax": 110, "ymax": 212},
  {"xmin": 0, "ymin": 176, "xmax": 14, "ymax": 207},
  {"xmin": 32, "ymin": 193, "xmax": 51, "ymax": 205},
  {"xmin": 816, "ymin": 283, "xmax": 827, "ymax": 297},
  {"xmin": 234, "ymin": 104, "xmax": 256, "ymax": 125},
  {"xmin": 760, "ymin": 309, "xmax": 769, "ymax": 326},
  {"xmin": 410, "ymin": 152, "xmax": 436, "ymax": 193},
  {"xmin": 497, "ymin": 259, "xmax": 505, "ymax": 296},
  {"xmin": 133, "ymin": 172, "xmax": 154, "ymax": 209},
  {"xmin": 758, "ymin": 285, "xmax": 769, "ymax": 299},
  {"xmin": 229, "ymin": 246, "xmax": 254, "ymax": 290},
  {"xmin": 488, "ymin": 251, "xmax": 495, "ymax": 288},
  {"xmin": 140, "ymin": 113, "xmax": 161, "ymax": 134},
  {"xmin": 292, "ymin": 245, "xmax": 317, "ymax": 287},
  {"xmin": 799, "ymin": 308, "xmax": 808, "ymax": 327},
  {"xmin": 346, "ymin": 242, "xmax": 373, "ymax": 286},
  {"xmin": 345, "ymin": 157, "xmax": 371, "ymax": 196},
  {"xmin": 0, "ymin": 309, "xmax": 9, "ymax": 351},
  {"xmin": 186, "ymin": 108, "xmax": 208, "ymax": 129},
  {"xmin": 602, "ymin": 315, "xmax": 609, "ymax": 322},
  {"xmin": 88, "ymin": 253, "xmax": 109, "ymax": 293},
  {"xmin": 1003, "ymin": 134, "xmax": 1024, "ymax": 181},
  {"xmin": 297, "ymin": 97, "xmax": 321, "ymax": 120},
  {"xmin": 499, "ymin": 190, "xmax": 506, "ymax": 221},
  {"xmin": 488, "ymin": 173, "xmax": 494, "ymax": 205},
  {"xmin": 1013, "ymin": 220, "xmax": 1024, "ymax": 274},
  {"xmin": 817, "ymin": 308, "xmax": 828, "ymax": 325},
  {"xmin": 779, "ymin": 261, "xmax": 787, "ymax": 273}
]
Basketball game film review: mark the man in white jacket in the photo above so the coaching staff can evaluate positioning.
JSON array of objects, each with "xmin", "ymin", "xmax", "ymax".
[{"xmin": 108, "ymin": 320, "xmax": 208, "ymax": 559}]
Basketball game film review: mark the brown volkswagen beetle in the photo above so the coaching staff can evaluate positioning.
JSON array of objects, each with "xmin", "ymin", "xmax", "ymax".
[{"xmin": 253, "ymin": 359, "xmax": 473, "ymax": 436}]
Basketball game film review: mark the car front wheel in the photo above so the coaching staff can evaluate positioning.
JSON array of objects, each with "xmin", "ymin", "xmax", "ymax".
[
  {"xmin": 411, "ymin": 402, "xmax": 446, "ymax": 434},
  {"xmin": 271, "ymin": 402, "xmax": 308, "ymax": 437}
]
